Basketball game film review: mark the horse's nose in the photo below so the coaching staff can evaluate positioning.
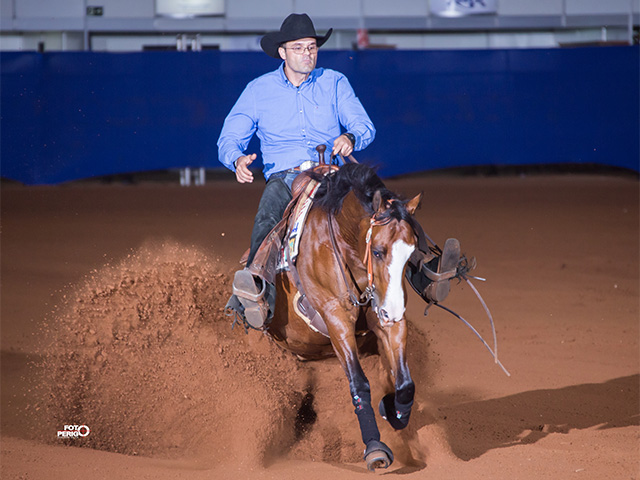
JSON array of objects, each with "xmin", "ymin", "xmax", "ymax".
[{"xmin": 379, "ymin": 309, "xmax": 389, "ymax": 320}]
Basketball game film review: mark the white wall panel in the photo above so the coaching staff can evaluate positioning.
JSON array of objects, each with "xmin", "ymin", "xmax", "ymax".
[
  {"xmin": 2, "ymin": 0, "xmax": 636, "ymax": 51},
  {"xmin": 16, "ymin": 0, "xmax": 83, "ymax": 18},
  {"xmin": 1, "ymin": 0, "xmax": 14, "ymax": 20},
  {"xmin": 294, "ymin": 0, "xmax": 360, "ymax": 18},
  {"xmin": 99, "ymin": 0, "xmax": 154, "ymax": 18},
  {"xmin": 487, "ymin": 31, "xmax": 556, "ymax": 48},
  {"xmin": 566, "ymin": 0, "xmax": 635, "ymax": 15},
  {"xmin": 156, "ymin": 0, "xmax": 224, "ymax": 17},
  {"xmin": 0, "ymin": 36, "xmax": 23, "ymax": 50},
  {"xmin": 363, "ymin": 0, "xmax": 427, "ymax": 17},
  {"xmin": 499, "ymin": 0, "xmax": 563, "ymax": 16},
  {"xmin": 226, "ymin": 0, "xmax": 293, "ymax": 18}
]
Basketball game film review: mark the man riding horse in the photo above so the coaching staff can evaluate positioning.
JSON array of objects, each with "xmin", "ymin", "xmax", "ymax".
[
  {"xmin": 218, "ymin": 13, "xmax": 377, "ymax": 328},
  {"xmin": 217, "ymin": 13, "xmax": 476, "ymax": 471},
  {"xmin": 218, "ymin": 13, "xmax": 461, "ymax": 331}
]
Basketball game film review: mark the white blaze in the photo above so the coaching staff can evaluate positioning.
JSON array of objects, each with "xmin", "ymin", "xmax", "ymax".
[{"xmin": 380, "ymin": 240, "xmax": 415, "ymax": 322}]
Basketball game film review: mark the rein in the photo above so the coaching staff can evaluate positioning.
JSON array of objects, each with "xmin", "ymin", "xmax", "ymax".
[
  {"xmin": 326, "ymin": 201, "xmax": 395, "ymax": 308},
  {"xmin": 327, "ymin": 212, "xmax": 370, "ymax": 307}
]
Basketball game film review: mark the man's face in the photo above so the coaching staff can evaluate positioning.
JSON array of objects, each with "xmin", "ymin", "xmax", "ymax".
[{"xmin": 278, "ymin": 37, "xmax": 318, "ymax": 76}]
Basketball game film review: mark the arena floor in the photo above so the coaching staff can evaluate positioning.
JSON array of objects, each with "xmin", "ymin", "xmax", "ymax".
[{"xmin": 1, "ymin": 171, "xmax": 638, "ymax": 479}]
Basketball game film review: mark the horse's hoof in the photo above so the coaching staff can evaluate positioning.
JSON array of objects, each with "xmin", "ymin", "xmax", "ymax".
[
  {"xmin": 363, "ymin": 440, "xmax": 394, "ymax": 471},
  {"xmin": 379, "ymin": 394, "xmax": 410, "ymax": 430}
]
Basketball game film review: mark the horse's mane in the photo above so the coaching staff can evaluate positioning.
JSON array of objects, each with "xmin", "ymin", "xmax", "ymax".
[{"xmin": 311, "ymin": 163, "xmax": 413, "ymax": 223}]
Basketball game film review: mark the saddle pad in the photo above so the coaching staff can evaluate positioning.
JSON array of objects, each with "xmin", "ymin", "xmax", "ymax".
[{"xmin": 288, "ymin": 180, "xmax": 320, "ymax": 262}]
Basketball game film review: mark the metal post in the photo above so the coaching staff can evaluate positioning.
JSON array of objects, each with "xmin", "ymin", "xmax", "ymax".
[
  {"xmin": 629, "ymin": 0, "xmax": 634, "ymax": 45},
  {"xmin": 180, "ymin": 167, "xmax": 192, "ymax": 186},
  {"xmin": 191, "ymin": 34, "xmax": 202, "ymax": 51},
  {"xmin": 196, "ymin": 167, "xmax": 205, "ymax": 186},
  {"xmin": 83, "ymin": 0, "xmax": 89, "ymax": 51},
  {"xmin": 176, "ymin": 34, "xmax": 205, "ymax": 186}
]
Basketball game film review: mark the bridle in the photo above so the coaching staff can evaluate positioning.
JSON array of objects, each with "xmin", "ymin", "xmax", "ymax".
[{"xmin": 326, "ymin": 200, "xmax": 397, "ymax": 308}]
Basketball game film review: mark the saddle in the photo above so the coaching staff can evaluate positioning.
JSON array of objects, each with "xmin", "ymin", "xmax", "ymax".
[
  {"xmin": 243, "ymin": 163, "xmax": 338, "ymax": 284},
  {"xmin": 241, "ymin": 146, "xmax": 350, "ymax": 279},
  {"xmin": 236, "ymin": 164, "xmax": 336, "ymax": 336},
  {"xmin": 237, "ymin": 148, "xmax": 468, "ymax": 334}
]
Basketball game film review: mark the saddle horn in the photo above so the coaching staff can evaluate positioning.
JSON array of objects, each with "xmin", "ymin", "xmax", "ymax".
[
  {"xmin": 318, "ymin": 144, "xmax": 359, "ymax": 166},
  {"xmin": 316, "ymin": 144, "xmax": 327, "ymax": 165}
]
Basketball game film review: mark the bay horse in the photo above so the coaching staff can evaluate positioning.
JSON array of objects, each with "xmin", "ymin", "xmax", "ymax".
[{"xmin": 265, "ymin": 163, "xmax": 427, "ymax": 470}]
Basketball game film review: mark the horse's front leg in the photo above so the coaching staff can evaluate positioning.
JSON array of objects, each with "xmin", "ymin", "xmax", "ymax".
[
  {"xmin": 328, "ymin": 314, "xmax": 395, "ymax": 470},
  {"xmin": 371, "ymin": 316, "xmax": 415, "ymax": 431}
]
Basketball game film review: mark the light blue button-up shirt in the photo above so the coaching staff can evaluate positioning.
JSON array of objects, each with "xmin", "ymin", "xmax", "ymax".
[{"xmin": 217, "ymin": 63, "xmax": 376, "ymax": 180}]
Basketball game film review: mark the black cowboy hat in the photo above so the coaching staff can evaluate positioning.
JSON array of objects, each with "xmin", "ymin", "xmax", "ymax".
[{"xmin": 260, "ymin": 13, "xmax": 333, "ymax": 59}]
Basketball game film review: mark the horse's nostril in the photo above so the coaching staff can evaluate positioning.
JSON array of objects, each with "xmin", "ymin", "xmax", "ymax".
[{"xmin": 380, "ymin": 309, "xmax": 389, "ymax": 319}]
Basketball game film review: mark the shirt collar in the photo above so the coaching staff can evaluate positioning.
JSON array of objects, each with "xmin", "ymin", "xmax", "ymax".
[{"xmin": 278, "ymin": 62, "xmax": 322, "ymax": 88}]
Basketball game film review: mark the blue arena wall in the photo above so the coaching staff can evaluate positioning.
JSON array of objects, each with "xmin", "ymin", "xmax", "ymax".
[{"xmin": 1, "ymin": 46, "xmax": 638, "ymax": 185}]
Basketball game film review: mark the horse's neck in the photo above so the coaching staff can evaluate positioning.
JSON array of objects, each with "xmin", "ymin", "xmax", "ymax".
[{"xmin": 334, "ymin": 191, "xmax": 368, "ymax": 260}]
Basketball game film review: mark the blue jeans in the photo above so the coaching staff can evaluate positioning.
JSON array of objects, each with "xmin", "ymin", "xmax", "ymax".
[{"xmin": 269, "ymin": 170, "xmax": 301, "ymax": 190}]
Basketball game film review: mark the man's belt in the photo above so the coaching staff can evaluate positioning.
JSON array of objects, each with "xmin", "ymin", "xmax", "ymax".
[{"xmin": 290, "ymin": 160, "xmax": 319, "ymax": 172}]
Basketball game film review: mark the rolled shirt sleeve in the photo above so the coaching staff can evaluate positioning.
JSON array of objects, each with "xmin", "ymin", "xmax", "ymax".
[
  {"xmin": 335, "ymin": 73, "xmax": 375, "ymax": 152},
  {"xmin": 217, "ymin": 83, "xmax": 258, "ymax": 171}
]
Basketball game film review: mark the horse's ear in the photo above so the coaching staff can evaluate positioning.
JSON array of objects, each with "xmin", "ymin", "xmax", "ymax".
[
  {"xmin": 405, "ymin": 192, "xmax": 423, "ymax": 215},
  {"xmin": 372, "ymin": 190, "xmax": 384, "ymax": 213}
]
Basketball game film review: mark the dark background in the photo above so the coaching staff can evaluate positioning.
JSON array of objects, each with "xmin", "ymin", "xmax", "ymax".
[{"xmin": 2, "ymin": 46, "xmax": 638, "ymax": 185}]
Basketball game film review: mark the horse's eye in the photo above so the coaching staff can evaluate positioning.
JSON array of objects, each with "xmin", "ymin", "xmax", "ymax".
[{"xmin": 372, "ymin": 249, "xmax": 383, "ymax": 259}]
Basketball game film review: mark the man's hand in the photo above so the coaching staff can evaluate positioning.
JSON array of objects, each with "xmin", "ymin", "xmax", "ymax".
[
  {"xmin": 332, "ymin": 134, "xmax": 354, "ymax": 158},
  {"xmin": 234, "ymin": 153, "xmax": 257, "ymax": 183}
]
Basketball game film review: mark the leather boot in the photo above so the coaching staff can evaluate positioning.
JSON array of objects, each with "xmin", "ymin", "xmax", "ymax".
[
  {"xmin": 424, "ymin": 238, "xmax": 460, "ymax": 303},
  {"xmin": 233, "ymin": 269, "xmax": 269, "ymax": 328}
]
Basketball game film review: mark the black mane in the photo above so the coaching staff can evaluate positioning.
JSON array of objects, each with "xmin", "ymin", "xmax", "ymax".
[{"xmin": 311, "ymin": 163, "xmax": 413, "ymax": 223}]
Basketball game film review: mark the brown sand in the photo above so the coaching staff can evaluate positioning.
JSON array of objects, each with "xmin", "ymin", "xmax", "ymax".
[{"xmin": 1, "ymin": 172, "xmax": 638, "ymax": 479}]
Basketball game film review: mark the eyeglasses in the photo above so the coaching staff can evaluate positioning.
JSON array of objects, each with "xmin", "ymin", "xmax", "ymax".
[{"xmin": 283, "ymin": 44, "xmax": 318, "ymax": 55}]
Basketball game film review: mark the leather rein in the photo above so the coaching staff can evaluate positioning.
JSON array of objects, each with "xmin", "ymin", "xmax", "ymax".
[
  {"xmin": 321, "ymin": 145, "xmax": 396, "ymax": 308},
  {"xmin": 326, "ymin": 204, "xmax": 394, "ymax": 308}
]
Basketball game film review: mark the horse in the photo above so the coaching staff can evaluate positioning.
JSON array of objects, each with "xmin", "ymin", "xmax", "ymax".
[{"xmin": 263, "ymin": 162, "xmax": 429, "ymax": 470}]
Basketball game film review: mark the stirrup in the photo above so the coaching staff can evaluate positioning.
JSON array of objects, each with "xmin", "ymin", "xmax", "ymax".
[
  {"xmin": 424, "ymin": 238, "xmax": 461, "ymax": 303},
  {"xmin": 233, "ymin": 269, "xmax": 269, "ymax": 329}
]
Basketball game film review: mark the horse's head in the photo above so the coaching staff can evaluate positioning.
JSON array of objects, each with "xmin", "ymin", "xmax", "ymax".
[
  {"xmin": 312, "ymin": 163, "xmax": 424, "ymax": 326},
  {"xmin": 365, "ymin": 190, "xmax": 422, "ymax": 326}
]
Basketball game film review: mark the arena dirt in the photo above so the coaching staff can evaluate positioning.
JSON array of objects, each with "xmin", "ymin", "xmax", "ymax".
[
  {"xmin": 1, "ymin": 175, "xmax": 637, "ymax": 479},
  {"xmin": 37, "ymin": 240, "xmax": 439, "ymax": 469}
]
